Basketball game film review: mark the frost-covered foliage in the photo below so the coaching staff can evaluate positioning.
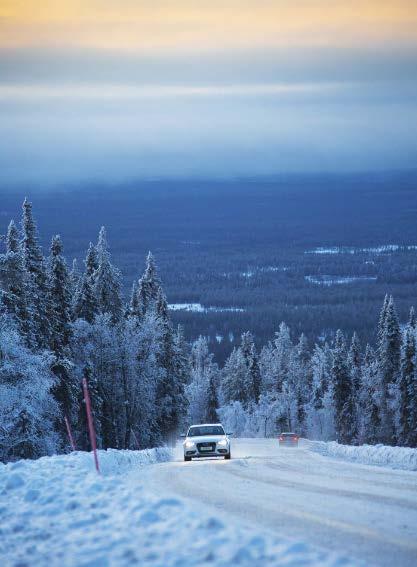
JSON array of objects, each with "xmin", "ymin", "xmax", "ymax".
[
  {"xmin": 186, "ymin": 336, "xmax": 219, "ymax": 424},
  {"xmin": 217, "ymin": 296, "xmax": 417, "ymax": 447},
  {"xmin": 0, "ymin": 315, "xmax": 58, "ymax": 462},
  {"xmin": 0, "ymin": 201, "xmax": 189, "ymax": 462}
]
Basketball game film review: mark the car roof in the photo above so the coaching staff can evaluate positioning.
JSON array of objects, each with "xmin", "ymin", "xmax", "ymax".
[
  {"xmin": 188, "ymin": 423, "xmax": 223, "ymax": 428},
  {"xmin": 281, "ymin": 432, "xmax": 297, "ymax": 435}
]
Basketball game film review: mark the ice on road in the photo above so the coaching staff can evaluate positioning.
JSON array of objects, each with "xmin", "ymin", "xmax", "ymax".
[{"xmin": 137, "ymin": 439, "xmax": 417, "ymax": 567}]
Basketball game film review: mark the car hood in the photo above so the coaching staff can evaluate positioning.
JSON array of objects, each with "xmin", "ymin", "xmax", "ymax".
[{"xmin": 184, "ymin": 435, "xmax": 228, "ymax": 444}]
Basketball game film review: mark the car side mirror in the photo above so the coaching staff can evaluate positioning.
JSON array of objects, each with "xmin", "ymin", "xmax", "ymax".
[
  {"xmin": 180, "ymin": 434, "xmax": 186, "ymax": 438},
  {"xmin": 227, "ymin": 432, "xmax": 233, "ymax": 436}
]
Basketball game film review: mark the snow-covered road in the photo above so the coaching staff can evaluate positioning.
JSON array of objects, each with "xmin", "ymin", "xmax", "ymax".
[{"xmin": 136, "ymin": 439, "xmax": 417, "ymax": 567}]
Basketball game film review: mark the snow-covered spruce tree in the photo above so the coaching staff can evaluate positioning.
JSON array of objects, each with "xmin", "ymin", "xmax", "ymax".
[
  {"xmin": 126, "ymin": 280, "xmax": 140, "ymax": 318},
  {"xmin": 48, "ymin": 236, "xmax": 72, "ymax": 354},
  {"xmin": 21, "ymin": 198, "xmax": 50, "ymax": 348},
  {"xmin": 348, "ymin": 332, "xmax": 362, "ymax": 392},
  {"xmin": 397, "ymin": 324, "xmax": 417, "ymax": 446},
  {"xmin": 186, "ymin": 337, "xmax": 207, "ymax": 423},
  {"xmin": 187, "ymin": 336, "xmax": 213, "ymax": 423},
  {"xmin": 71, "ymin": 314, "xmax": 120, "ymax": 448},
  {"xmin": 72, "ymin": 271, "xmax": 99, "ymax": 323},
  {"xmin": 0, "ymin": 221, "xmax": 33, "ymax": 345},
  {"xmin": 377, "ymin": 294, "xmax": 390, "ymax": 347},
  {"xmin": 85, "ymin": 242, "xmax": 98, "ymax": 280},
  {"xmin": 172, "ymin": 325, "xmax": 190, "ymax": 431},
  {"xmin": 6, "ymin": 219, "xmax": 20, "ymax": 253},
  {"xmin": 72, "ymin": 242, "xmax": 100, "ymax": 323},
  {"xmin": 331, "ymin": 330, "xmax": 356, "ymax": 444},
  {"xmin": 47, "ymin": 235, "xmax": 77, "ymax": 444},
  {"xmin": 278, "ymin": 379, "xmax": 297, "ymax": 432},
  {"xmin": 221, "ymin": 332, "xmax": 262, "ymax": 409},
  {"xmin": 347, "ymin": 332, "xmax": 361, "ymax": 442},
  {"xmin": 358, "ymin": 344, "xmax": 380, "ymax": 444},
  {"xmin": 127, "ymin": 313, "xmax": 163, "ymax": 449},
  {"xmin": 289, "ymin": 333, "xmax": 311, "ymax": 435},
  {"xmin": 306, "ymin": 343, "xmax": 334, "ymax": 440},
  {"xmin": 408, "ymin": 306, "xmax": 416, "ymax": 330},
  {"xmin": 0, "ymin": 314, "xmax": 58, "ymax": 462},
  {"xmin": 240, "ymin": 332, "xmax": 261, "ymax": 404},
  {"xmin": 94, "ymin": 227, "xmax": 122, "ymax": 324},
  {"xmin": 217, "ymin": 400, "xmax": 248, "ymax": 437},
  {"xmin": 259, "ymin": 322, "xmax": 292, "ymax": 394},
  {"xmin": 206, "ymin": 371, "xmax": 219, "ymax": 423},
  {"xmin": 69, "ymin": 258, "xmax": 80, "ymax": 297},
  {"xmin": 135, "ymin": 252, "xmax": 161, "ymax": 317},
  {"xmin": 186, "ymin": 335, "xmax": 219, "ymax": 424},
  {"xmin": 221, "ymin": 347, "xmax": 248, "ymax": 405},
  {"xmin": 154, "ymin": 289, "xmax": 188, "ymax": 445},
  {"xmin": 376, "ymin": 295, "xmax": 401, "ymax": 444},
  {"xmin": 405, "ymin": 350, "xmax": 417, "ymax": 448}
]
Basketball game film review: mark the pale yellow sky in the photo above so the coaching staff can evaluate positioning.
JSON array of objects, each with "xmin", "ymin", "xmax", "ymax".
[{"xmin": 1, "ymin": 0, "xmax": 416, "ymax": 50}]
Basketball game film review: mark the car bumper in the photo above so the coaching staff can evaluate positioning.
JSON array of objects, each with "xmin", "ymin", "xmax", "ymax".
[{"xmin": 184, "ymin": 448, "xmax": 230, "ymax": 458}]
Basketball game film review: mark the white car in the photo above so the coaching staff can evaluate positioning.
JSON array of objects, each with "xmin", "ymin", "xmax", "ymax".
[{"xmin": 182, "ymin": 423, "xmax": 231, "ymax": 461}]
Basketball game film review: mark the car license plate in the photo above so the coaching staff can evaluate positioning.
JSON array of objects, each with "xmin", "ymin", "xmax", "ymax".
[{"xmin": 200, "ymin": 446, "xmax": 211, "ymax": 451}]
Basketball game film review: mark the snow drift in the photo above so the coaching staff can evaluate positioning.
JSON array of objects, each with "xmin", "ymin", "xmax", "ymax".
[
  {"xmin": 307, "ymin": 440, "xmax": 417, "ymax": 471},
  {"xmin": 0, "ymin": 446, "xmax": 358, "ymax": 567},
  {"xmin": 0, "ymin": 446, "xmax": 172, "ymax": 476}
]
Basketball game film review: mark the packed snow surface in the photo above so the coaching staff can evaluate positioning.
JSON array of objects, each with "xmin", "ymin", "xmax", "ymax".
[
  {"xmin": 1, "ymin": 444, "xmax": 358, "ymax": 567},
  {"xmin": 2, "ymin": 440, "xmax": 417, "ymax": 566},
  {"xmin": 139, "ymin": 439, "xmax": 417, "ymax": 567}
]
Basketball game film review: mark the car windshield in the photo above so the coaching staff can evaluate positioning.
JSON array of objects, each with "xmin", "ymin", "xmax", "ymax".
[{"xmin": 188, "ymin": 426, "xmax": 225, "ymax": 437}]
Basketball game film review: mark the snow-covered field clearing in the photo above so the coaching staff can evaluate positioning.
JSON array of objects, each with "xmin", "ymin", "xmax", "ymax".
[
  {"xmin": 168, "ymin": 303, "xmax": 245, "ymax": 313},
  {"xmin": 304, "ymin": 275, "xmax": 378, "ymax": 286},
  {"xmin": 305, "ymin": 245, "xmax": 417, "ymax": 255},
  {"xmin": 1, "ymin": 439, "xmax": 417, "ymax": 567}
]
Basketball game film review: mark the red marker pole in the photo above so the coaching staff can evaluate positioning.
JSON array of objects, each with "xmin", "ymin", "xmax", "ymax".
[
  {"xmin": 82, "ymin": 377, "xmax": 100, "ymax": 474},
  {"xmin": 64, "ymin": 415, "xmax": 76, "ymax": 451}
]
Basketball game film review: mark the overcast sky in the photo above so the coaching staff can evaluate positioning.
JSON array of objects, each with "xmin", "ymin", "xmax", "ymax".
[{"xmin": 1, "ymin": 1, "xmax": 416, "ymax": 187}]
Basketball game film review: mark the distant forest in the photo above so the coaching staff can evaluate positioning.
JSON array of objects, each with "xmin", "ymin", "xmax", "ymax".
[
  {"xmin": 1, "ymin": 194, "xmax": 416, "ymax": 464},
  {"xmin": 2, "ymin": 171, "xmax": 417, "ymax": 362}
]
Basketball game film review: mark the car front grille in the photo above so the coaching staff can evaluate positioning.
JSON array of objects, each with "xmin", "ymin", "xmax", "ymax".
[{"xmin": 197, "ymin": 442, "xmax": 216, "ymax": 452}]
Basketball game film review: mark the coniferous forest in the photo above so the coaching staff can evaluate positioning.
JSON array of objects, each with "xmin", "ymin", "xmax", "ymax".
[{"xmin": 0, "ymin": 199, "xmax": 416, "ymax": 463}]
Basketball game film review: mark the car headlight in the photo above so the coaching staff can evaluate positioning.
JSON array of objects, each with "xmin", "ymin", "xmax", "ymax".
[
  {"xmin": 184, "ymin": 440, "xmax": 195, "ymax": 448},
  {"xmin": 217, "ymin": 438, "xmax": 228, "ymax": 446}
]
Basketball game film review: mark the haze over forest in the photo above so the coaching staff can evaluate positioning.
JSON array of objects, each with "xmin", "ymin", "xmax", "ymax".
[{"xmin": 1, "ymin": 1, "xmax": 417, "ymax": 357}]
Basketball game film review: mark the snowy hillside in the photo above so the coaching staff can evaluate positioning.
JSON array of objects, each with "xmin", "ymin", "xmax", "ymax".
[{"xmin": 0, "ymin": 447, "xmax": 357, "ymax": 567}]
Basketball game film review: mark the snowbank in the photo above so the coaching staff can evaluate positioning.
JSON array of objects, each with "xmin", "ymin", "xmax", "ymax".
[
  {"xmin": 307, "ymin": 440, "xmax": 417, "ymax": 471},
  {"xmin": 0, "ymin": 446, "xmax": 172, "ymax": 477},
  {"xmin": 0, "ymin": 447, "xmax": 357, "ymax": 566}
]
